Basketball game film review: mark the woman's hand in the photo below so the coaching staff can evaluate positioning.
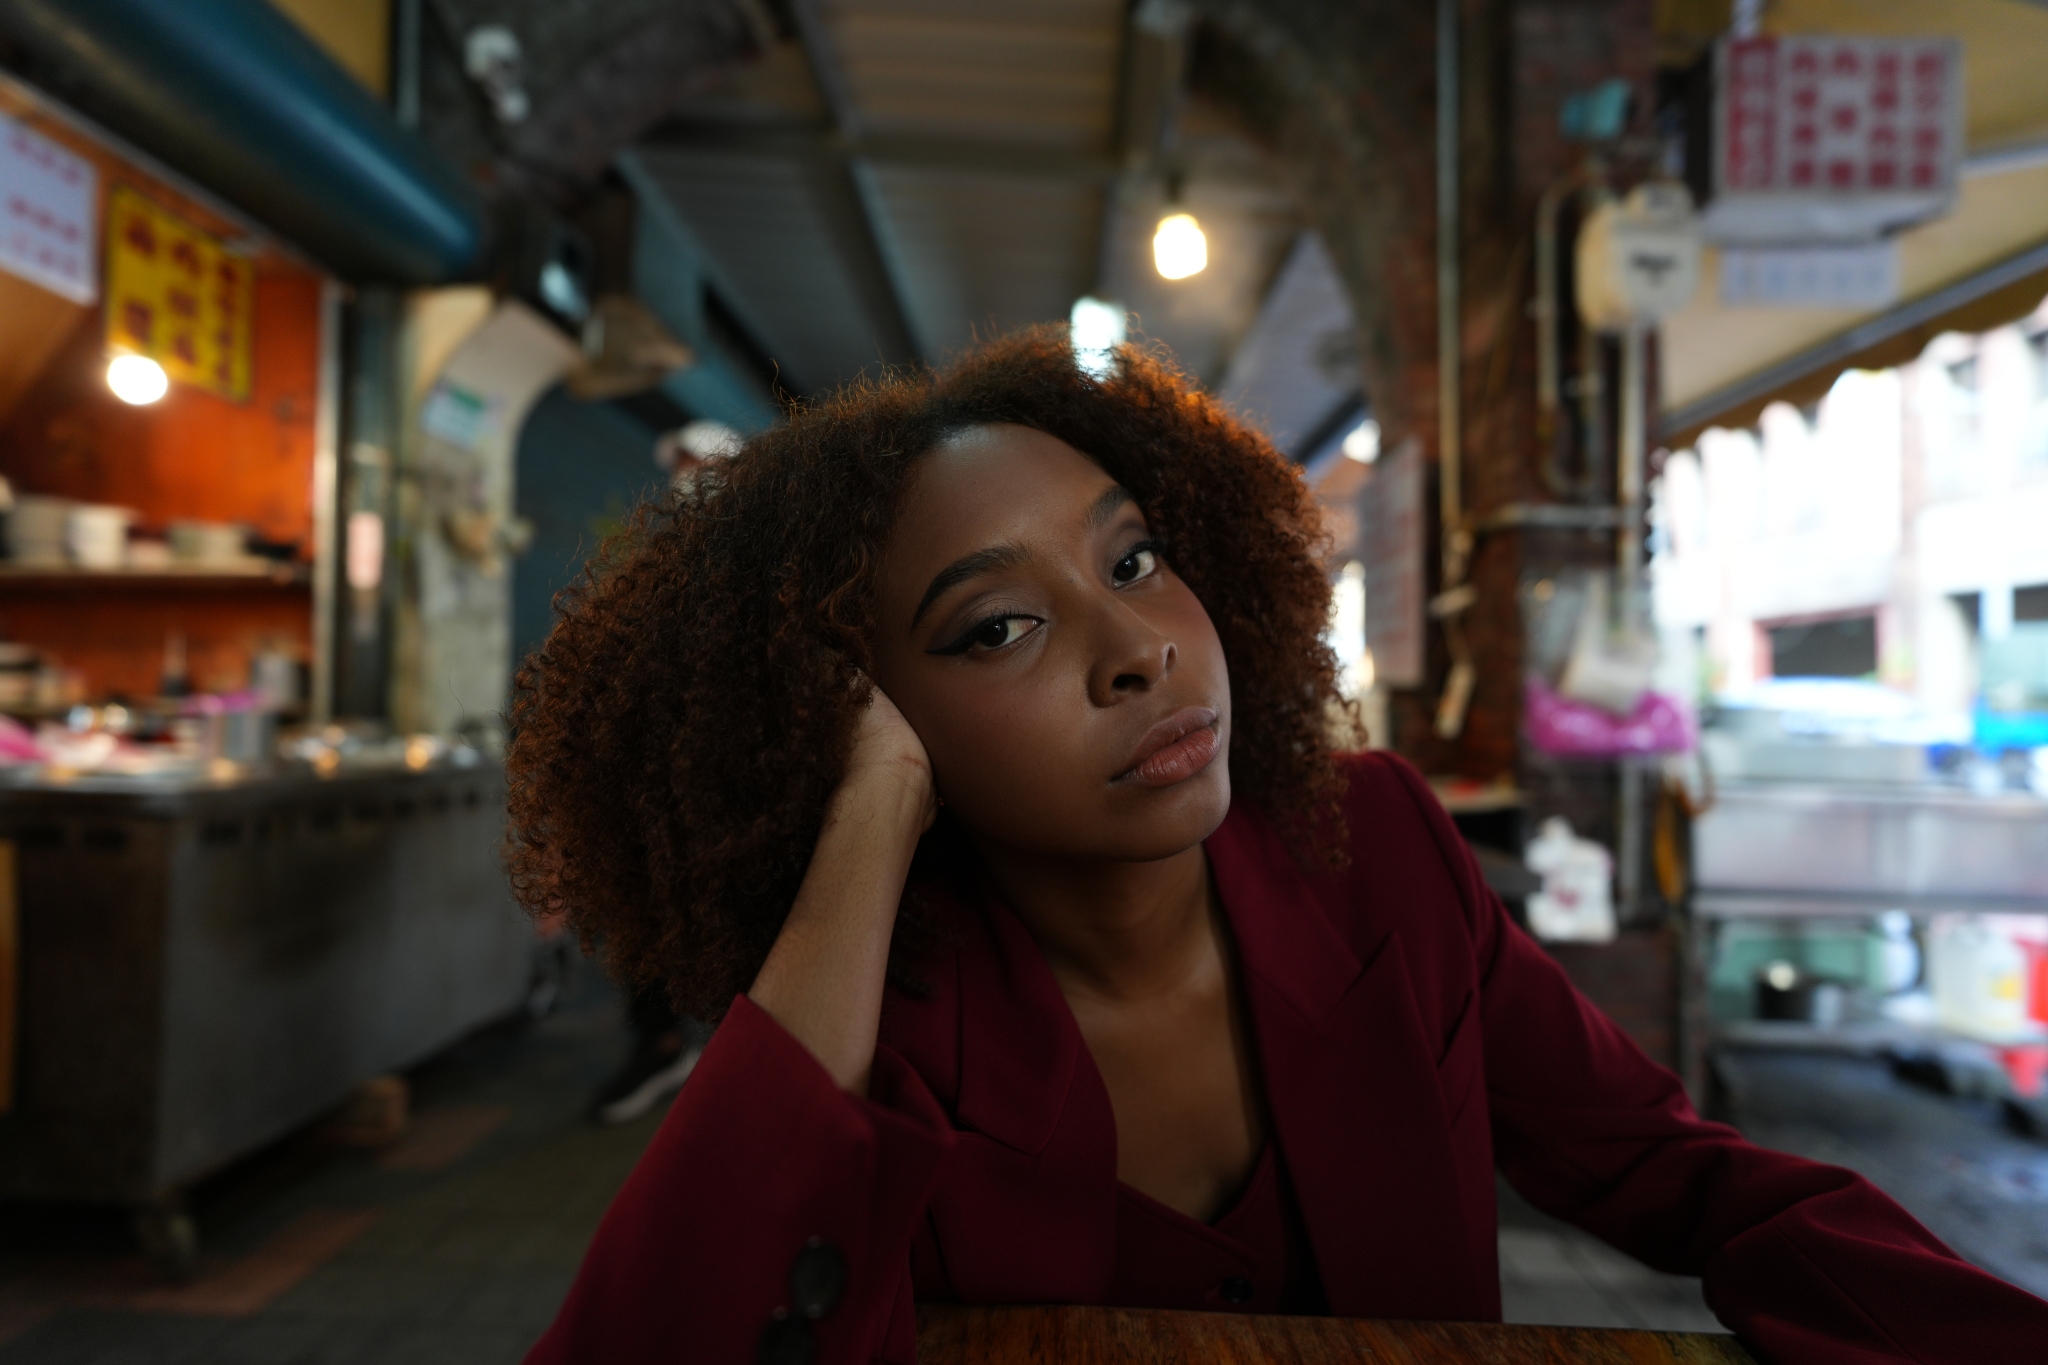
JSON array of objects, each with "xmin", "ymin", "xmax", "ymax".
[
  {"xmin": 839, "ymin": 682, "xmax": 938, "ymax": 833},
  {"xmin": 746, "ymin": 683, "xmax": 934, "ymax": 1094}
]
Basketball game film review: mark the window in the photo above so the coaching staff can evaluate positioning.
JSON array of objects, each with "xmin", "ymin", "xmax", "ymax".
[
  {"xmin": 1766, "ymin": 615, "xmax": 1878, "ymax": 678},
  {"xmin": 1951, "ymin": 591, "xmax": 1982, "ymax": 636},
  {"xmin": 2016, "ymin": 583, "xmax": 2048, "ymax": 624}
]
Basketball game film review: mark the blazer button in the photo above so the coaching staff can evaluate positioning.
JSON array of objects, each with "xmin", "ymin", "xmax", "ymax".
[
  {"xmin": 1220, "ymin": 1275, "xmax": 1254, "ymax": 1304},
  {"xmin": 790, "ymin": 1236, "xmax": 848, "ymax": 1320},
  {"xmin": 757, "ymin": 1309, "xmax": 816, "ymax": 1365}
]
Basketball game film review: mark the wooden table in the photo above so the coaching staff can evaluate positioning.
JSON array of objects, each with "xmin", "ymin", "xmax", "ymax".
[{"xmin": 917, "ymin": 1305, "xmax": 1757, "ymax": 1364}]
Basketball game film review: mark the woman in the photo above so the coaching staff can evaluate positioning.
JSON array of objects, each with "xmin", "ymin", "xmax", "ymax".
[{"xmin": 510, "ymin": 330, "xmax": 2045, "ymax": 1364}]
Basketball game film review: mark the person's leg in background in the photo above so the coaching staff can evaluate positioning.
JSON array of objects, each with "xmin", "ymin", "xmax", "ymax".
[{"xmin": 589, "ymin": 983, "xmax": 711, "ymax": 1124}]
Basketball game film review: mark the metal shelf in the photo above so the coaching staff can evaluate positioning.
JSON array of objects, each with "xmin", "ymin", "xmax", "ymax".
[{"xmin": 0, "ymin": 563, "xmax": 309, "ymax": 588}]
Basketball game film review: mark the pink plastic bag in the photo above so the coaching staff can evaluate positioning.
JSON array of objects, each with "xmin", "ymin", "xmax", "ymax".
[
  {"xmin": 0, "ymin": 714, "xmax": 45, "ymax": 764},
  {"xmin": 1523, "ymin": 677, "xmax": 1694, "ymax": 758}
]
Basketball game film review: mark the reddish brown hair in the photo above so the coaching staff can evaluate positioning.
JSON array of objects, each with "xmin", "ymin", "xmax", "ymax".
[{"xmin": 504, "ymin": 327, "xmax": 1348, "ymax": 1016}]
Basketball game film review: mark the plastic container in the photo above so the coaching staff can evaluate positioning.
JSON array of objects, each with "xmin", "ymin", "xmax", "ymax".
[
  {"xmin": 9, "ymin": 495, "xmax": 74, "ymax": 566},
  {"xmin": 167, "ymin": 520, "xmax": 247, "ymax": 566},
  {"xmin": 1929, "ymin": 915, "xmax": 2039, "ymax": 1040},
  {"xmin": 65, "ymin": 504, "xmax": 133, "ymax": 569}
]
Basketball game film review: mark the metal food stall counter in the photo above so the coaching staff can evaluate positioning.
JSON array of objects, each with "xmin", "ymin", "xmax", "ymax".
[
  {"xmin": 0, "ymin": 760, "xmax": 531, "ymax": 1241},
  {"xmin": 1694, "ymin": 780, "xmax": 2048, "ymax": 913}
]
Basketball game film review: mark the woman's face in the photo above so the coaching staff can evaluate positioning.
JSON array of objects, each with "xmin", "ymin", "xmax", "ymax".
[{"xmin": 871, "ymin": 423, "xmax": 1232, "ymax": 864}]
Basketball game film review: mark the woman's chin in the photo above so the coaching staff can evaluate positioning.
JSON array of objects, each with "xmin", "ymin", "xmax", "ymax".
[
  {"xmin": 949, "ymin": 758, "xmax": 1231, "ymax": 866},
  {"xmin": 1097, "ymin": 760, "xmax": 1233, "ymax": 862}
]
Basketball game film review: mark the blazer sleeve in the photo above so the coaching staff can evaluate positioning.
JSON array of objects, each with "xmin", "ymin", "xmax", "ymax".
[
  {"xmin": 523, "ymin": 993, "xmax": 953, "ymax": 1365},
  {"xmin": 1380, "ymin": 756, "xmax": 2048, "ymax": 1364}
]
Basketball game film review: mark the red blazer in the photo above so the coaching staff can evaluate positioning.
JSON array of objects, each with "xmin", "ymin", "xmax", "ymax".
[{"xmin": 527, "ymin": 752, "xmax": 2048, "ymax": 1363}]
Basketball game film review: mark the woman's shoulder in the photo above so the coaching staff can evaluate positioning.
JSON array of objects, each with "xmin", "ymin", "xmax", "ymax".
[
  {"xmin": 1329, "ymin": 750, "xmax": 1471, "ymax": 869},
  {"xmin": 1312, "ymin": 749, "xmax": 1495, "ymax": 942}
]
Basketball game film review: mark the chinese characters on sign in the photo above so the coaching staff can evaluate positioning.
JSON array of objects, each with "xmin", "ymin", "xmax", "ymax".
[
  {"xmin": 104, "ymin": 186, "xmax": 254, "ymax": 403},
  {"xmin": 1720, "ymin": 36, "xmax": 1961, "ymax": 199},
  {"xmin": 0, "ymin": 114, "xmax": 97, "ymax": 304}
]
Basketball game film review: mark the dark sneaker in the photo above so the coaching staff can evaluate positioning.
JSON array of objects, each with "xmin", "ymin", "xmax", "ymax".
[{"xmin": 590, "ymin": 1038, "xmax": 703, "ymax": 1125}]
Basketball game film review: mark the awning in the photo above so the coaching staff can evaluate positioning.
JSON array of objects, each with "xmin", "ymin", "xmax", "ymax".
[{"xmin": 1658, "ymin": 0, "xmax": 2048, "ymax": 446}]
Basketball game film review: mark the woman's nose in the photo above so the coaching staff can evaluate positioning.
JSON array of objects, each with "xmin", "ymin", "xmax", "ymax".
[{"xmin": 1089, "ymin": 603, "xmax": 1176, "ymax": 706}]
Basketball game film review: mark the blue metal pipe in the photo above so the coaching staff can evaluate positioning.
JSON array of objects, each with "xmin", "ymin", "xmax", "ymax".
[{"xmin": 0, "ymin": 0, "xmax": 485, "ymax": 283}]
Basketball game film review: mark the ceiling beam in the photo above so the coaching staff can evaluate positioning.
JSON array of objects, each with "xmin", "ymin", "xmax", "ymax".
[
  {"xmin": 782, "ymin": 0, "xmax": 924, "ymax": 365},
  {"xmin": 642, "ymin": 120, "xmax": 1120, "ymax": 182}
]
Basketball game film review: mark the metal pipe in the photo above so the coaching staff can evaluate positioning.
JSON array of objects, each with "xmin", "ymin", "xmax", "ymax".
[
  {"xmin": 392, "ymin": 0, "xmax": 423, "ymax": 130},
  {"xmin": 0, "ymin": 0, "xmax": 484, "ymax": 283},
  {"xmin": 311, "ymin": 282, "xmax": 343, "ymax": 725},
  {"xmin": 1614, "ymin": 322, "xmax": 1649, "ymax": 920},
  {"xmin": 1435, "ymin": 0, "xmax": 1462, "ymax": 554},
  {"xmin": 1536, "ymin": 163, "xmax": 1606, "ymax": 497},
  {"xmin": 1534, "ymin": 172, "xmax": 1572, "ymax": 447},
  {"xmin": 1617, "ymin": 323, "xmax": 1647, "ymax": 598},
  {"xmin": 1430, "ymin": 0, "xmax": 1477, "ymax": 742}
]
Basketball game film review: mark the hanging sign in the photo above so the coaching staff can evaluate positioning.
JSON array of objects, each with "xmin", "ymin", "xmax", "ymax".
[
  {"xmin": 1706, "ymin": 35, "xmax": 1963, "ymax": 245},
  {"xmin": 0, "ymin": 114, "xmax": 97, "ymax": 303},
  {"xmin": 104, "ymin": 186, "xmax": 254, "ymax": 402}
]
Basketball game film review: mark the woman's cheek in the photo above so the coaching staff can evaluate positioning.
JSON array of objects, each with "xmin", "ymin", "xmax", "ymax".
[{"xmin": 922, "ymin": 677, "xmax": 1085, "ymax": 819}]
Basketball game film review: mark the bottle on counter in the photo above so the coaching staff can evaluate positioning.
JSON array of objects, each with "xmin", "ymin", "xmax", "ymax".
[
  {"xmin": 1930, "ymin": 915, "xmax": 2034, "ymax": 1039},
  {"xmin": 160, "ymin": 631, "xmax": 189, "ymax": 699}
]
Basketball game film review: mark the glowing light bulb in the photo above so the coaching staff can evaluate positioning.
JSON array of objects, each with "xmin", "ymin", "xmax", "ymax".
[
  {"xmin": 1069, "ymin": 296, "xmax": 1126, "ymax": 379},
  {"xmin": 1342, "ymin": 419, "xmax": 1381, "ymax": 464},
  {"xmin": 1152, "ymin": 212, "xmax": 1207, "ymax": 281},
  {"xmin": 107, "ymin": 354, "xmax": 168, "ymax": 405}
]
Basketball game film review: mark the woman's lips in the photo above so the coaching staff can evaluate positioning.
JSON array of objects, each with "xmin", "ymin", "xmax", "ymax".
[{"xmin": 1116, "ymin": 706, "xmax": 1221, "ymax": 788}]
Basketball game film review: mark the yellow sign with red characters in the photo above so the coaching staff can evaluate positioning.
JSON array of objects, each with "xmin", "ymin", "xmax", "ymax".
[{"xmin": 103, "ymin": 186, "xmax": 254, "ymax": 403}]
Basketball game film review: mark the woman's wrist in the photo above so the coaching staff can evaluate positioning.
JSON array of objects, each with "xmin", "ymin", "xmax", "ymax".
[{"xmin": 830, "ymin": 755, "xmax": 934, "ymax": 842}]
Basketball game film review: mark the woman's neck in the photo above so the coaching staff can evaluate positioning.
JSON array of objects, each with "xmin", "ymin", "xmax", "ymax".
[{"xmin": 972, "ymin": 841, "xmax": 1216, "ymax": 1002}]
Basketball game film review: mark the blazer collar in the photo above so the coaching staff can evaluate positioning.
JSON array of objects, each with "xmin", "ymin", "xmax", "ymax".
[
  {"xmin": 947, "ymin": 797, "xmax": 1380, "ymax": 1154},
  {"xmin": 951, "ymin": 877, "xmax": 1086, "ymax": 1157},
  {"xmin": 1205, "ymin": 800, "xmax": 1378, "ymax": 1026}
]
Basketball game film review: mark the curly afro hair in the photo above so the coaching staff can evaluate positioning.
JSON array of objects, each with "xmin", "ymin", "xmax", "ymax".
[{"xmin": 504, "ymin": 326, "xmax": 1352, "ymax": 1018}]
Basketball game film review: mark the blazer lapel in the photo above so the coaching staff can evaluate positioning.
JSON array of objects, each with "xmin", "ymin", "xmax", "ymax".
[
  {"xmin": 1207, "ymin": 805, "xmax": 1489, "ymax": 1320},
  {"xmin": 925, "ymin": 885, "xmax": 1119, "ymax": 1304}
]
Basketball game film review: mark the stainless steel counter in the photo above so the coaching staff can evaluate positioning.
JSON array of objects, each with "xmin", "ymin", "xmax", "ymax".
[
  {"xmin": 0, "ymin": 760, "xmax": 531, "ymax": 1221},
  {"xmin": 1694, "ymin": 781, "xmax": 2048, "ymax": 915}
]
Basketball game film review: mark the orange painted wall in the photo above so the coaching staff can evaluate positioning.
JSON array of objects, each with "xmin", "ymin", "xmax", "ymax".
[
  {"xmin": 0, "ymin": 78, "xmax": 325, "ymax": 703},
  {"xmin": 0, "ymin": 587, "xmax": 310, "ymax": 702},
  {"xmin": 0, "ymin": 269, "xmax": 322, "ymax": 547}
]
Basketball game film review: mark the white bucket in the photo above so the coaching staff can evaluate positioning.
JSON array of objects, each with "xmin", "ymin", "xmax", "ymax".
[
  {"xmin": 66, "ymin": 504, "xmax": 134, "ymax": 569},
  {"xmin": 10, "ymin": 495, "xmax": 75, "ymax": 566}
]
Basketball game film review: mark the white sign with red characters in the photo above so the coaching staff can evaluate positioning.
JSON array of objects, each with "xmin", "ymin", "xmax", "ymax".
[
  {"xmin": 1707, "ymin": 35, "xmax": 1962, "ymax": 246},
  {"xmin": 0, "ymin": 113, "xmax": 97, "ymax": 304}
]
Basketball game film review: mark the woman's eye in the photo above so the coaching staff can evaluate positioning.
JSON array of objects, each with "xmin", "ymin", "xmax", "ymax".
[
  {"xmin": 1112, "ymin": 544, "xmax": 1159, "ymax": 585},
  {"xmin": 972, "ymin": 616, "xmax": 1027, "ymax": 649},
  {"xmin": 930, "ymin": 614, "xmax": 1039, "ymax": 656}
]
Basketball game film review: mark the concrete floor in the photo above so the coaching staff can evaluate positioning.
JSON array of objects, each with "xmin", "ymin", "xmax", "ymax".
[{"xmin": 4, "ymin": 961, "xmax": 2045, "ymax": 1361}]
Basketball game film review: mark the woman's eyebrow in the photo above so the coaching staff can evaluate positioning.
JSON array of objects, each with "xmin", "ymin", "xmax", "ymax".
[
  {"xmin": 1086, "ymin": 484, "xmax": 1134, "ymax": 532},
  {"xmin": 910, "ymin": 544, "xmax": 1029, "ymax": 629}
]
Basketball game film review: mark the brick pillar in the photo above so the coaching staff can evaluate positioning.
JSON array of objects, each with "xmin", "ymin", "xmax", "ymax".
[
  {"xmin": 1196, "ymin": 0, "xmax": 1656, "ymax": 778},
  {"xmin": 1194, "ymin": 0, "xmax": 1676, "ymax": 1070}
]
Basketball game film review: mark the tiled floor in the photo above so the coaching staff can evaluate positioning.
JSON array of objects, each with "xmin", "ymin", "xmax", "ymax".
[
  {"xmin": 9, "ymin": 959, "xmax": 2048, "ymax": 1360},
  {"xmin": 0, "ymin": 961, "xmax": 647, "ymax": 1364},
  {"xmin": 1495, "ymin": 1185, "xmax": 1722, "ymax": 1333},
  {"xmin": 1716, "ymin": 1047, "xmax": 2048, "ymax": 1301}
]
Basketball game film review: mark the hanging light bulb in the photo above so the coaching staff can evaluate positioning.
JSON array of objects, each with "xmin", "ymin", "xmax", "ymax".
[
  {"xmin": 1153, "ymin": 212, "xmax": 1207, "ymax": 281},
  {"xmin": 1069, "ymin": 295, "xmax": 1126, "ymax": 379},
  {"xmin": 106, "ymin": 354, "xmax": 169, "ymax": 405}
]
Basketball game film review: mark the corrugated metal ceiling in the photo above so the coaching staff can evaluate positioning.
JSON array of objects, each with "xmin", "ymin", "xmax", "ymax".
[
  {"xmin": 824, "ymin": 0, "xmax": 1124, "ymax": 147},
  {"xmin": 629, "ymin": 0, "xmax": 1327, "ymax": 439}
]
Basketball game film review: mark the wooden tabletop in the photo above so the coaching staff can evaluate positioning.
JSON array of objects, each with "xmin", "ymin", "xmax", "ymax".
[{"xmin": 916, "ymin": 1304, "xmax": 1758, "ymax": 1365}]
